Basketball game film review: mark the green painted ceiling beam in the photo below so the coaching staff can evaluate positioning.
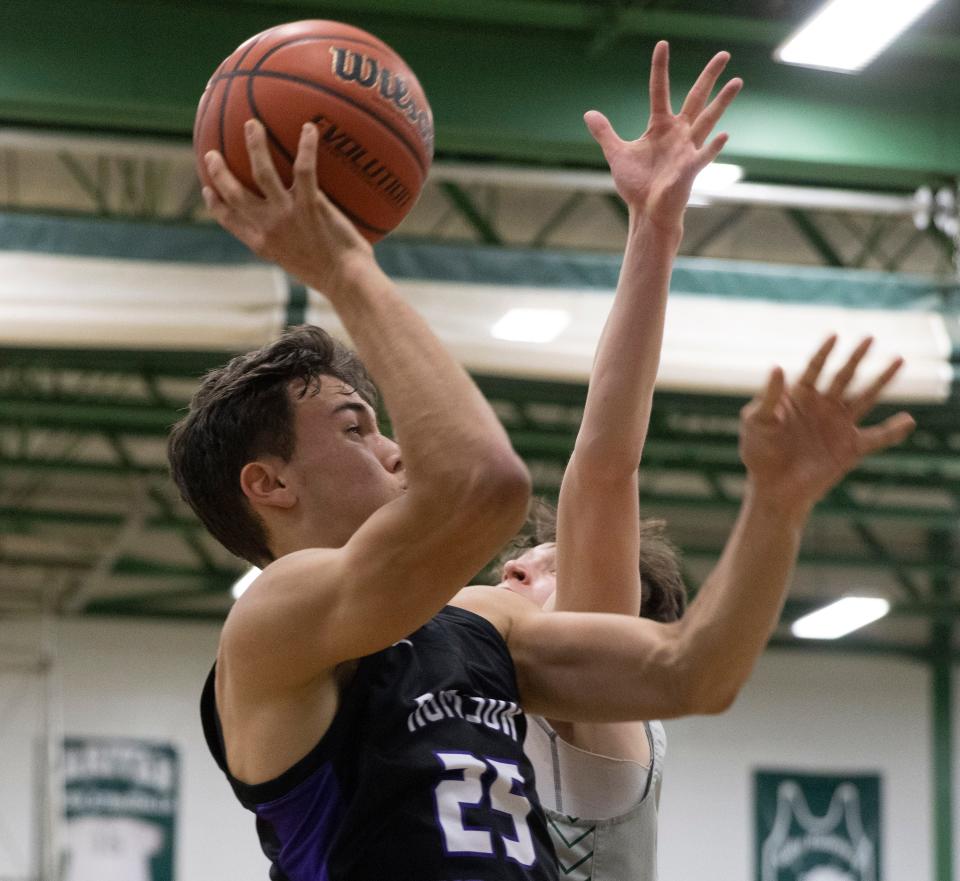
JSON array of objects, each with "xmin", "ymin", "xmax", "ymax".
[
  {"xmin": 83, "ymin": 603, "xmax": 226, "ymax": 621},
  {"xmin": 685, "ymin": 548, "xmax": 958, "ymax": 576},
  {"xmin": 0, "ymin": 346, "xmax": 224, "ymax": 376},
  {"xmin": 2, "ymin": 553, "xmax": 236, "ymax": 583},
  {"xmin": 4, "ymin": 483, "xmax": 957, "ymax": 529},
  {"xmin": 0, "ymin": 505, "xmax": 195, "ymax": 531},
  {"xmin": 0, "ymin": 456, "xmax": 167, "ymax": 477},
  {"xmin": 766, "ymin": 636, "xmax": 927, "ymax": 661},
  {"xmin": 152, "ymin": 0, "xmax": 960, "ymax": 61},
  {"xmin": 0, "ymin": 399, "xmax": 176, "ymax": 433},
  {"xmin": 0, "ymin": 1, "xmax": 957, "ymax": 188},
  {"xmin": 7, "ymin": 448, "xmax": 960, "ymax": 497}
]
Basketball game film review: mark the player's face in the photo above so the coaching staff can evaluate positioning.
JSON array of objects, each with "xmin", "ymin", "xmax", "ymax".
[
  {"xmin": 286, "ymin": 377, "xmax": 405, "ymax": 543},
  {"xmin": 498, "ymin": 543, "xmax": 557, "ymax": 609}
]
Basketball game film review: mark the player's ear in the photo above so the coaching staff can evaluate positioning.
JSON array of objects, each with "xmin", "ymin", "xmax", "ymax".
[{"xmin": 240, "ymin": 459, "xmax": 297, "ymax": 509}]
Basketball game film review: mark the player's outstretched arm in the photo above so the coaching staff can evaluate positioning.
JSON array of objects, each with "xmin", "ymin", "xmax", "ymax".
[
  {"xmin": 504, "ymin": 339, "xmax": 914, "ymax": 721},
  {"xmin": 204, "ymin": 123, "xmax": 530, "ymax": 682},
  {"xmin": 554, "ymin": 43, "xmax": 742, "ymax": 615}
]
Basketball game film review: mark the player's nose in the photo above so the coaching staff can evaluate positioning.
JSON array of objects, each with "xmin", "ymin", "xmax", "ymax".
[
  {"xmin": 503, "ymin": 560, "xmax": 528, "ymax": 583},
  {"xmin": 380, "ymin": 437, "xmax": 403, "ymax": 474}
]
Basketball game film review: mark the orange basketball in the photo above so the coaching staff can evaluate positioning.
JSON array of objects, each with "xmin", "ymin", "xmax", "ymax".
[{"xmin": 194, "ymin": 20, "xmax": 434, "ymax": 243}]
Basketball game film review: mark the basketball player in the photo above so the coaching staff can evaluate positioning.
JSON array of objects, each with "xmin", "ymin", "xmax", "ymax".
[
  {"xmin": 174, "ymin": 44, "xmax": 915, "ymax": 881},
  {"xmin": 498, "ymin": 46, "xmax": 729, "ymax": 878},
  {"xmin": 495, "ymin": 44, "xmax": 904, "ymax": 881}
]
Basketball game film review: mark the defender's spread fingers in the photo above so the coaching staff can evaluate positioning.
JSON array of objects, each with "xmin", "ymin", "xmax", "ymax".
[
  {"xmin": 847, "ymin": 356, "xmax": 905, "ymax": 421},
  {"xmin": 649, "ymin": 40, "xmax": 672, "ymax": 117},
  {"xmin": 796, "ymin": 335, "xmax": 838, "ymax": 389},
  {"xmin": 754, "ymin": 366, "xmax": 785, "ymax": 421},
  {"xmin": 825, "ymin": 337, "xmax": 873, "ymax": 400},
  {"xmin": 690, "ymin": 78, "xmax": 742, "ymax": 148},
  {"xmin": 695, "ymin": 133, "xmax": 729, "ymax": 169},
  {"xmin": 856, "ymin": 411, "xmax": 916, "ymax": 456},
  {"xmin": 584, "ymin": 110, "xmax": 621, "ymax": 153},
  {"xmin": 679, "ymin": 51, "xmax": 730, "ymax": 121}
]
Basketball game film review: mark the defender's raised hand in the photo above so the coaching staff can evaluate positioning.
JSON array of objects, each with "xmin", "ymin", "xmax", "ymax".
[
  {"xmin": 584, "ymin": 41, "xmax": 742, "ymax": 231},
  {"xmin": 202, "ymin": 120, "xmax": 374, "ymax": 296},
  {"xmin": 739, "ymin": 337, "xmax": 916, "ymax": 518}
]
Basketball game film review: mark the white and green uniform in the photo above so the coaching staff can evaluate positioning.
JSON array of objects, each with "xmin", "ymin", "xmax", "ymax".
[{"xmin": 525, "ymin": 716, "xmax": 666, "ymax": 881}]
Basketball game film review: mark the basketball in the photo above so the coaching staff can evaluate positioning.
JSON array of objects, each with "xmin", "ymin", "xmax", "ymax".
[{"xmin": 194, "ymin": 20, "xmax": 434, "ymax": 243}]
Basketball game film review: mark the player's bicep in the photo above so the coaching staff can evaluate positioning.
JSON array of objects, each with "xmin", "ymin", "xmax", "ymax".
[{"xmin": 509, "ymin": 609, "xmax": 690, "ymax": 723}]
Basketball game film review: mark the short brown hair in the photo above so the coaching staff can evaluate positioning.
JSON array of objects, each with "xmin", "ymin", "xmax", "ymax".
[
  {"xmin": 497, "ymin": 497, "xmax": 687, "ymax": 623},
  {"xmin": 167, "ymin": 325, "xmax": 377, "ymax": 567}
]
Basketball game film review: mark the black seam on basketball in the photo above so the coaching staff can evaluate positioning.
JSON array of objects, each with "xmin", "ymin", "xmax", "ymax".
[
  {"xmin": 218, "ymin": 73, "xmax": 231, "ymax": 159},
  {"xmin": 195, "ymin": 85, "xmax": 212, "ymax": 145},
  {"xmin": 325, "ymin": 190, "xmax": 390, "ymax": 236},
  {"xmin": 211, "ymin": 69, "xmax": 427, "ymax": 177},
  {"xmin": 233, "ymin": 34, "xmax": 265, "ymax": 71},
  {"xmin": 250, "ymin": 34, "xmax": 394, "ymax": 70},
  {"xmin": 247, "ymin": 74, "xmax": 295, "ymax": 167},
  {"xmin": 218, "ymin": 33, "xmax": 267, "ymax": 158}
]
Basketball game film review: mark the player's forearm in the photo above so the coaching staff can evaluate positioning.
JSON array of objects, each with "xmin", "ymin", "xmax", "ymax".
[
  {"xmin": 674, "ymin": 482, "xmax": 811, "ymax": 712},
  {"xmin": 322, "ymin": 255, "xmax": 528, "ymax": 496},
  {"xmin": 571, "ymin": 216, "xmax": 681, "ymax": 474},
  {"xmin": 553, "ymin": 218, "xmax": 679, "ymax": 615}
]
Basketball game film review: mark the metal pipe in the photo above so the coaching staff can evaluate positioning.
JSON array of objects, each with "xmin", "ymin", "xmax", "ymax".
[
  {"xmin": 431, "ymin": 161, "xmax": 917, "ymax": 215},
  {"xmin": 0, "ymin": 127, "xmax": 919, "ymax": 215}
]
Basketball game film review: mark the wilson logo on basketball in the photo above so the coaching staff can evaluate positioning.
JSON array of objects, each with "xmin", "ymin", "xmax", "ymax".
[
  {"xmin": 330, "ymin": 47, "xmax": 434, "ymax": 154},
  {"xmin": 313, "ymin": 115, "xmax": 413, "ymax": 208}
]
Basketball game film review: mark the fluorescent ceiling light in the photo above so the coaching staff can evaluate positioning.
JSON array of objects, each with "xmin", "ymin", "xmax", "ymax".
[
  {"xmin": 791, "ymin": 597, "xmax": 890, "ymax": 639},
  {"xmin": 775, "ymin": 0, "xmax": 942, "ymax": 73},
  {"xmin": 491, "ymin": 308, "xmax": 571, "ymax": 343},
  {"xmin": 693, "ymin": 163, "xmax": 743, "ymax": 191},
  {"xmin": 231, "ymin": 567, "xmax": 261, "ymax": 600}
]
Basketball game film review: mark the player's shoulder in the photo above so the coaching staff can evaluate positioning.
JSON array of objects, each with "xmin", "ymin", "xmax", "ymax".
[
  {"xmin": 450, "ymin": 584, "xmax": 542, "ymax": 642},
  {"xmin": 220, "ymin": 547, "xmax": 344, "ymax": 651}
]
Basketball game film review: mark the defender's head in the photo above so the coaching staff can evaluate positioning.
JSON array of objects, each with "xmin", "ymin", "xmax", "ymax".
[
  {"xmin": 168, "ymin": 325, "xmax": 403, "ymax": 567},
  {"xmin": 497, "ymin": 498, "xmax": 687, "ymax": 622}
]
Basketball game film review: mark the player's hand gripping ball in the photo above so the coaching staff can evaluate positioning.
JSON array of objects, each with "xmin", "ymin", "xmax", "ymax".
[{"xmin": 194, "ymin": 20, "xmax": 434, "ymax": 242}]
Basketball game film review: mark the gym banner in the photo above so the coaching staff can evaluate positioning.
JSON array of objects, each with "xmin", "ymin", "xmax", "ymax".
[
  {"xmin": 755, "ymin": 769, "xmax": 881, "ymax": 881},
  {"xmin": 61, "ymin": 737, "xmax": 178, "ymax": 881}
]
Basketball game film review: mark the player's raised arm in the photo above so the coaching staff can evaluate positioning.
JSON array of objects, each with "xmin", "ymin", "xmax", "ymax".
[
  {"xmin": 194, "ymin": 122, "xmax": 530, "ymax": 684},
  {"xmin": 554, "ymin": 43, "xmax": 742, "ymax": 615},
  {"xmin": 499, "ymin": 340, "xmax": 914, "ymax": 721}
]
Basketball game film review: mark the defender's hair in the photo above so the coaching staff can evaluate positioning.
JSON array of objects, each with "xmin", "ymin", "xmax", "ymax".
[
  {"xmin": 497, "ymin": 497, "xmax": 687, "ymax": 623},
  {"xmin": 167, "ymin": 325, "xmax": 377, "ymax": 567}
]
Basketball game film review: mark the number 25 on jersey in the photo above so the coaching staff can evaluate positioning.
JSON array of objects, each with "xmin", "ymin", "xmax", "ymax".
[{"xmin": 434, "ymin": 751, "xmax": 537, "ymax": 867}]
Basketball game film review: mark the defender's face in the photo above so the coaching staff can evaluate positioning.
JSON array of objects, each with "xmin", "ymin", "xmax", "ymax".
[
  {"xmin": 286, "ymin": 378, "xmax": 404, "ymax": 543},
  {"xmin": 498, "ymin": 543, "xmax": 557, "ymax": 609}
]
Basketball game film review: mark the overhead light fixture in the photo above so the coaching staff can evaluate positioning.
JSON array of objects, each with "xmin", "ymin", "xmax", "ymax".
[
  {"xmin": 231, "ymin": 567, "xmax": 261, "ymax": 600},
  {"xmin": 491, "ymin": 308, "xmax": 571, "ymax": 343},
  {"xmin": 791, "ymin": 596, "xmax": 891, "ymax": 639},
  {"xmin": 693, "ymin": 163, "xmax": 743, "ymax": 192},
  {"xmin": 774, "ymin": 0, "xmax": 942, "ymax": 73}
]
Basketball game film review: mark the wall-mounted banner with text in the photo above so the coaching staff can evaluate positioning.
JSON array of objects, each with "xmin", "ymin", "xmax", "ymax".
[
  {"xmin": 61, "ymin": 737, "xmax": 178, "ymax": 881},
  {"xmin": 755, "ymin": 769, "xmax": 881, "ymax": 881}
]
